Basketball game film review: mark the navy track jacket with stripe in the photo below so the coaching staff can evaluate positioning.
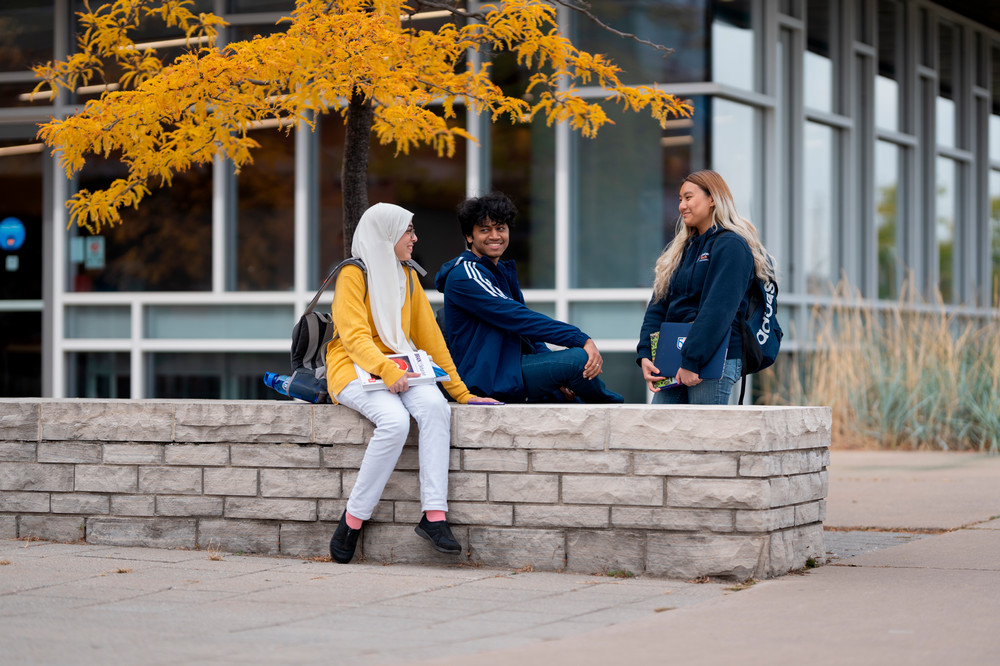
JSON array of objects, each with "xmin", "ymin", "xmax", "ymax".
[{"xmin": 435, "ymin": 251, "xmax": 590, "ymax": 402}]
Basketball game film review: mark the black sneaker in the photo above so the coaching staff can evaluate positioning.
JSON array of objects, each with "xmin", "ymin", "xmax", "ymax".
[
  {"xmin": 415, "ymin": 515, "xmax": 462, "ymax": 555},
  {"xmin": 329, "ymin": 511, "xmax": 362, "ymax": 564}
]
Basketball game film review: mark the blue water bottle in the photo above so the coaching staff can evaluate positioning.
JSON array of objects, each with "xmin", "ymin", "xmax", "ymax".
[{"xmin": 263, "ymin": 372, "xmax": 292, "ymax": 397}]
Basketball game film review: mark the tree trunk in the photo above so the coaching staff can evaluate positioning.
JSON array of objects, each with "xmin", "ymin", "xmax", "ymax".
[{"xmin": 341, "ymin": 89, "xmax": 374, "ymax": 254}]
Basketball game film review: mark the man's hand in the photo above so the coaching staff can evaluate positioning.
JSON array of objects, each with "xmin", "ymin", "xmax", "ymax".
[
  {"xmin": 468, "ymin": 396, "xmax": 504, "ymax": 405},
  {"xmin": 582, "ymin": 339, "xmax": 603, "ymax": 380}
]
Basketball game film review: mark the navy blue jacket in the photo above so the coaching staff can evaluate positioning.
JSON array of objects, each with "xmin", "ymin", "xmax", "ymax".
[
  {"xmin": 435, "ymin": 251, "xmax": 590, "ymax": 402},
  {"xmin": 636, "ymin": 227, "xmax": 754, "ymax": 374}
]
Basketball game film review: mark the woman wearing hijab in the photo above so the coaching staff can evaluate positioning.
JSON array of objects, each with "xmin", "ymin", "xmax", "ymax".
[{"xmin": 326, "ymin": 203, "xmax": 500, "ymax": 564}]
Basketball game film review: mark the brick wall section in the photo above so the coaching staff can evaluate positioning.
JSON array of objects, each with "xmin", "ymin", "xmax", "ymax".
[{"xmin": 0, "ymin": 399, "xmax": 831, "ymax": 581}]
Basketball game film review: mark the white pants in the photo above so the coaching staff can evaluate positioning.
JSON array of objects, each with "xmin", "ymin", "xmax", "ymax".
[{"xmin": 334, "ymin": 380, "xmax": 452, "ymax": 520}]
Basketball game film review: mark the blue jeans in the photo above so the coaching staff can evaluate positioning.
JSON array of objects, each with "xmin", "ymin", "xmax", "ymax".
[
  {"xmin": 521, "ymin": 348, "xmax": 624, "ymax": 403},
  {"xmin": 652, "ymin": 358, "xmax": 742, "ymax": 405}
]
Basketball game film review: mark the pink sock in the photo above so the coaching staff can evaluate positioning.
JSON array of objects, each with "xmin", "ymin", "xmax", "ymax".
[
  {"xmin": 345, "ymin": 511, "xmax": 363, "ymax": 529},
  {"xmin": 424, "ymin": 510, "xmax": 446, "ymax": 523}
]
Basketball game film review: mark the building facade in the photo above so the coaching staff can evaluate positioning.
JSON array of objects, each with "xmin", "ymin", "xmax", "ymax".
[{"xmin": 1, "ymin": 0, "xmax": 999, "ymax": 403}]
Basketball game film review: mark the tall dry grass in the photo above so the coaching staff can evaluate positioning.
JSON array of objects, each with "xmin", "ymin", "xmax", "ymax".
[{"xmin": 761, "ymin": 281, "xmax": 1000, "ymax": 452}]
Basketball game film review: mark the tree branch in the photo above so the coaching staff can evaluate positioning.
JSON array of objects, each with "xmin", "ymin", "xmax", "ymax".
[{"xmin": 546, "ymin": 0, "xmax": 674, "ymax": 56}]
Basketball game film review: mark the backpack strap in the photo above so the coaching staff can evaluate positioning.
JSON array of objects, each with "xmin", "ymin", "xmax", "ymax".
[{"xmin": 305, "ymin": 257, "xmax": 367, "ymax": 315}]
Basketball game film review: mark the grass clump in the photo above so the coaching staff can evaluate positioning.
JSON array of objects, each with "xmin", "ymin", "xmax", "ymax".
[{"xmin": 763, "ymin": 279, "xmax": 999, "ymax": 453}]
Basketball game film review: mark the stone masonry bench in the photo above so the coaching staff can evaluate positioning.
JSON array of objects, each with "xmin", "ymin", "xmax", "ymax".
[{"xmin": 0, "ymin": 400, "xmax": 830, "ymax": 581}]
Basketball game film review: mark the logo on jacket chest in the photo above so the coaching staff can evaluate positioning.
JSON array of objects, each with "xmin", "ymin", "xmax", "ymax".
[{"xmin": 697, "ymin": 252, "xmax": 710, "ymax": 262}]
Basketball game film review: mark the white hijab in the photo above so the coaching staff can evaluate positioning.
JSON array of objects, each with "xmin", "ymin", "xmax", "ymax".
[{"xmin": 351, "ymin": 203, "xmax": 415, "ymax": 355}]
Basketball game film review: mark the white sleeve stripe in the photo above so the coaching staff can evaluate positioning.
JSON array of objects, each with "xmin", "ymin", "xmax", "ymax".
[{"xmin": 462, "ymin": 262, "xmax": 509, "ymax": 300}]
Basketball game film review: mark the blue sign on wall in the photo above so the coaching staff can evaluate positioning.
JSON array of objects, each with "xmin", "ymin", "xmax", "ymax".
[{"xmin": 1, "ymin": 217, "xmax": 26, "ymax": 251}]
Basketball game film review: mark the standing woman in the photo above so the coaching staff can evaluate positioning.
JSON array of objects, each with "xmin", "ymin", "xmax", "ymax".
[
  {"xmin": 636, "ymin": 170, "xmax": 776, "ymax": 405},
  {"xmin": 326, "ymin": 203, "xmax": 499, "ymax": 564}
]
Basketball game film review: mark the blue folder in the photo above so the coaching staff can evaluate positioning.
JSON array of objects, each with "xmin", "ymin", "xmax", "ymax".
[{"xmin": 652, "ymin": 322, "xmax": 731, "ymax": 381}]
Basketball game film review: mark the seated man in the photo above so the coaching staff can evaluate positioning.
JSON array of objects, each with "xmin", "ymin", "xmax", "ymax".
[{"xmin": 434, "ymin": 192, "xmax": 624, "ymax": 404}]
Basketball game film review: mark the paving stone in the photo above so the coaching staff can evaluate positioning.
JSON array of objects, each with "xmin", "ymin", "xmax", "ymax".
[
  {"xmin": 261, "ymin": 468, "xmax": 340, "ymax": 498},
  {"xmin": 18, "ymin": 515, "xmax": 85, "ymax": 542},
  {"xmin": 225, "ymin": 498, "xmax": 317, "ymax": 521},
  {"xmin": 562, "ymin": 475, "xmax": 663, "ymax": 506},
  {"xmin": 456, "ymin": 405, "xmax": 607, "ymax": 450},
  {"xmin": 0, "ymin": 491, "xmax": 50, "ymax": 513},
  {"xmin": 102, "ymin": 444, "xmax": 164, "ymax": 464},
  {"xmin": 198, "ymin": 518, "xmax": 280, "ymax": 555},
  {"xmin": 50, "ymin": 493, "xmax": 110, "ymax": 515},
  {"xmin": 0, "ymin": 442, "xmax": 36, "ymax": 462},
  {"xmin": 174, "ymin": 402, "xmax": 312, "ymax": 443},
  {"xmin": 0, "ymin": 463, "xmax": 74, "ymax": 492},
  {"xmin": 203, "ymin": 468, "xmax": 258, "ymax": 496},
  {"xmin": 75, "ymin": 465, "xmax": 137, "ymax": 493},
  {"xmin": 86, "ymin": 517, "xmax": 197, "ymax": 549},
  {"xmin": 467, "ymin": 527, "xmax": 566, "ymax": 571},
  {"xmin": 566, "ymin": 530, "xmax": 645, "ymax": 575},
  {"xmin": 138, "ymin": 466, "xmax": 202, "ymax": 495},
  {"xmin": 164, "ymin": 444, "xmax": 229, "ymax": 466},
  {"xmin": 0, "ymin": 402, "xmax": 39, "ymax": 441},
  {"xmin": 41, "ymin": 401, "xmax": 173, "ymax": 442},
  {"xmin": 645, "ymin": 533, "xmax": 767, "ymax": 581},
  {"xmin": 37, "ymin": 442, "xmax": 102, "ymax": 464},
  {"xmin": 155, "ymin": 495, "xmax": 225, "ymax": 517}
]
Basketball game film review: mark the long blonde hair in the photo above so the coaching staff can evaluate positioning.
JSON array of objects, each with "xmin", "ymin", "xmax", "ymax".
[{"xmin": 652, "ymin": 170, "xmax": 776, "ymax": 301}]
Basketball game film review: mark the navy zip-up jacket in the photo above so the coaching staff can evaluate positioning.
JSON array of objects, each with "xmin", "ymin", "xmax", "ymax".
[
  {"xmin": 636, "ymin": 227, "xmax": 754, "ymax": 375},
  {"xmin": 435, "ymin": 251, "xmax": 590, "ymax": 402}
]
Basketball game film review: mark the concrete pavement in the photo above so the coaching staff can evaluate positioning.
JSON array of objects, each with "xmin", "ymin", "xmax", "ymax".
[{"xmin": 2, "ymin": 449, "xmax": 999, "ymax": 665}]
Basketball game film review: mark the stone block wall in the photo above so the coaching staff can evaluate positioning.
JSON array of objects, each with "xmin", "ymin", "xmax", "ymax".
[{"xmin": 0, "ymin": 399, "xmax": 831, "ymax": 580}]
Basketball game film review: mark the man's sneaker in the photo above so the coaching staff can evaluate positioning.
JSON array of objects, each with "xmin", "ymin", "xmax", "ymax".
[
  {"xmin": 415, "ymin": 515, "xmax": 462, "ymax": 554},
  {"xmin": 329, "ymin": 511, "xmax": 362, "ymax": 564}
]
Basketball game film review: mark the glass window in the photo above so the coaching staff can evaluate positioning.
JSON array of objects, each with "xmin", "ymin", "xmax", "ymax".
[
  {"xmin": 572, "ymin": 97, "xmax": 707, "ymax": 289},
  {"xmin": 0, "ymin": 1, "xmax": 54, "ymax": 72},
  {"xmin": 875, "ymin": 141, "xmax": 901, "ymax": 300},
  {"xmin": 318, "ymin": 109, "xmax": 467, "ymax": 293},
  {"xmin": 601, "ymin": 352, "xmax": 645, "ymax": 404},
  {"xmin": 855, "ymin": 0, "xmax": 872, "ymax": 45},
  {"xmin": 937, "ymin": 22, "xmax": 959, "ymax": 149},
  {"xmin": 569, "ymin": 301, "xmax": 647, "ymax": 340},
  {"xmin": 235, "ymin": 128, "xmax": 294, "ymax": 291},
  {"xmin": 991, "ymin": 45, "xmax": 1000, "ymax": 163},
  {"xmin": 711, "ymin": 99, "xmax": 758, "ymax": 220},
  {"xmin": 228, "ymin": 22, "xmax": 288, "ymax": 44},
  {"xmin": 803, "ymin": 122, "xmax": 837, "ymax": 294},
  {"xmin": 0, "ymin": 141, "xmax": 42, "ymax": 299},
  {"xmin": 489, "ymin": 52, "xmax": 556, "ymax": 289},
  {"xmin": 876, "ymin": 1, "xmax": 901, "ymax": 133},
  {"xmin": 0, "ymin": 312, "xmax": 41, "ymax": 397},
  {"xmin": 990, "ymin": 170, "xmax": 1000, "ymax": 307},
  {"xmin": 805, "ymin": 0, "xmax": 835, "ymax": 113},
  {"xmin": 935, "ymin": 157, "xmax": 957, "ymax": 303},
  {"xmin": 66, "ymin": 306, "xmax": 131, "ymax": 339},
  {"xmin": 145, "ymin": 305, "xmax": 294, "ymax": 339},
  {"xmin": 227, "ymin": 0, "xmax": 295, "ymax": 12},
  {"xmin": 149, "ymin": 352, "xmax": 290, "ymax": 399},
  {"xmin": 67, "ymin": 352, "xmax": 130, "ymax": 399},
  {"xmin": 572, "ymin": 0, "xmax": 708, "ymax": 86},
  {"xmin": 712, "ymin": 0, "xmax": 757, "ymax": 91},
  {"xmin": 919, "ymin": 8, "xmax": 932, "ymax": 68},
  {"xmin": 71, "ymin": 158, "xmax": 212, "ymax": 292}
]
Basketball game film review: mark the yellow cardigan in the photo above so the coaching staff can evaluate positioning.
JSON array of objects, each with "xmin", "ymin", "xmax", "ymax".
[{"xmin": 324, "ymin": 263, "xmax": 474, "ymax": 404}]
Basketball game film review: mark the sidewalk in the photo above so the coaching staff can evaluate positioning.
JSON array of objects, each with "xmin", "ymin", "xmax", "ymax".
[{"xmin": 2, "ymin": 450, "xmax": 999, "ymax": 665}]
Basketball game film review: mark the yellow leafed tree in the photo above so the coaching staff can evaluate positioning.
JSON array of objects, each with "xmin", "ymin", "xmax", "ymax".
[{"xmin": 34, "ymin": 0, "xmax": 692, "ymax": 242}]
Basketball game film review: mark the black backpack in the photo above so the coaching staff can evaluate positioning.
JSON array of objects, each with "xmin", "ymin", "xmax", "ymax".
[
  {"xmin": 737, "ymin": 272, "xmax": 782, "ymax": 404},
  {"xmin": 288, "ymin": 257, "xmax": 425, "ymax": 403}
]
